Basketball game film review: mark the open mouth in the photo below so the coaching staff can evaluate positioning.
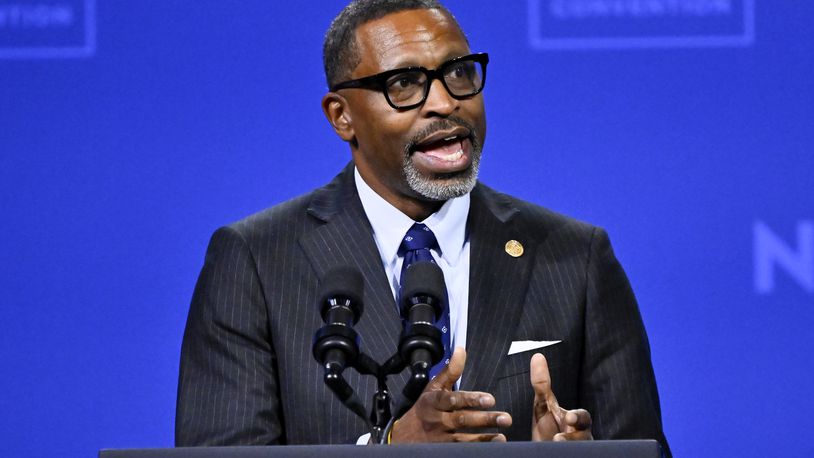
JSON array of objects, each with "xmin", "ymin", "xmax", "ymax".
[
  {"xmin": 415, "ymin": 135, "xmax": 466, "ymax": 162},
  {"xmin": 410, "ymin": 128, "xmax": 473, "ymax": 173}
]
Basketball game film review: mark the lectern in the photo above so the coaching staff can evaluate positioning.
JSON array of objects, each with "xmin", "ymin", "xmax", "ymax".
[{"xmin": 101, "ymin": 440, "xmax": 662, "ymax": 458}]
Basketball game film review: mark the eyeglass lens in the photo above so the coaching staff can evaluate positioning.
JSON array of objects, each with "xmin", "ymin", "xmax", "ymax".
[{"xmin": 384, "ymin": 58, "xmax": 484, "ymax": 108}]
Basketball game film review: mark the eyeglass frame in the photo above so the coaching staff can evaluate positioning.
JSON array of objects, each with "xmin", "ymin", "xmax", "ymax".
[{"xmin": 329, "ymin": 52, "xmax": 490, "ymax": 110}]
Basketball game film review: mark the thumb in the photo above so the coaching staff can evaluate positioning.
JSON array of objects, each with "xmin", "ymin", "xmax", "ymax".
[
  {"xmin": 427, "ymin": 346, "xmax": 465, "ymax": 391},
  {"xmin": 530, "ymin": 353, "xmax": 557, "ymax": 405}
]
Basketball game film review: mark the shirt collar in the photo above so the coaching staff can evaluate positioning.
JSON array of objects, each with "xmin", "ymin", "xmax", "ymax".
[{"xmin": 355, "ymin": 167, "xmax": 470, "ymax": 267}]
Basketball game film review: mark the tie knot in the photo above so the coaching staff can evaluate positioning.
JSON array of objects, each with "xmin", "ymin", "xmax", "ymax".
[{"xmin": 400, "ymin": 223, "xmax": 440, "ymax": 255}]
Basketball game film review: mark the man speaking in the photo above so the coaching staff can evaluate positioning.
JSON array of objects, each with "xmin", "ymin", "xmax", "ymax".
[{"xmin": 176, "ymin": 0, "xmax": 669, "ymax": 454}]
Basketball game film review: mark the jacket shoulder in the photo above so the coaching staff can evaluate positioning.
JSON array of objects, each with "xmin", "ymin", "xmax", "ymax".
[
  {"xmin": 475, "ymin": 182, "xmax": 599, "ymax": 243},
  {"xmin": 221, "ymin": 165, "xmax": 354, "ymax": 244},
  {"xmin": 210, "ymin": 191, "xmax": 317, "ymax": 253}
]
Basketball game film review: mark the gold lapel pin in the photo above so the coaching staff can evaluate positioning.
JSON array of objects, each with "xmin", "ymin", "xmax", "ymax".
[{"xmin": 505, "ymin": 240, "xmax": 524, "ymax": 258}]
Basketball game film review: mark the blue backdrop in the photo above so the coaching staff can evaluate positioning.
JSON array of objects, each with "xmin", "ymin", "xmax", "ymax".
[{"xmin": 1, "ymin": 1, "xmax": 812, "ymax": 456}]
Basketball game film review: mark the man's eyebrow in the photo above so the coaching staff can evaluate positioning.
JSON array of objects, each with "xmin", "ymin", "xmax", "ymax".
[
  {"xmin": 384, "ymin": 60, "xmax": 422, "ymax": 70},
  {"xmin": 385, "ymin": 52, "xmax": 472, "ymax": 71},
  {"xmin": 442, "ymin": 50, "xmax": 471, "ymax": 61}
]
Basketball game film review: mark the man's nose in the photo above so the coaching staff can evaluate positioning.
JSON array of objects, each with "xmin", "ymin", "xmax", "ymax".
[{"xmin": 421, "ymin": 77, "xmax": 458, "ymax": 116}]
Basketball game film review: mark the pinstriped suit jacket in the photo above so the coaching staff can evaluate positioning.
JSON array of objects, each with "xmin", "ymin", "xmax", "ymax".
[{"xmin": 175, "ymin": 164, "xmax": 670, "ymax": 455}]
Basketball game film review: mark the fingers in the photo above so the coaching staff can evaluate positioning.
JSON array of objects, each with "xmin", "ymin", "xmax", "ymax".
[
  {"xmin": 441, "ymin": 410, "xmax": 512, "ymax": 430},
  {"xmin": 531, "ymin": 352, "xmax": 562, "ymax": 430},
  {"xmin": 531, "ymin": 408, "xmax": 561, "ymax": 441},
  {"xmin": 428, "ymin": 347, "xmax": 466, "ymax": 390},
  {"xmin": 553, "ymin": 429, "xmax": 593, "ymax": 441},
  {"xmin": 530, "ymin": 353, "xmax": 556, "ymax": 403},
  {"xmin": 431, "ymin": 390, "xmax": 495, "ymax": 411},
  {"xmin": 392, "ymin": 347, "xmax": 516, "ymax": 444},
  {"xmin": 529, "ymin": 354, "xmax": 594, "ymax": 442},
  {"xmin": 534, "ymin": 409, "xmax": 593, "ymax": 441},
  {"xmin": 564, "ymin": 409, "xmax": 592, "ymax": 432},
  {"xmin": 451, "ymin": 433, "xmax": 508, "ymax": 442}
]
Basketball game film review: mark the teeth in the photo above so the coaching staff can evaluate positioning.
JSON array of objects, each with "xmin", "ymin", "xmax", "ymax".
[
  {"xmin": 440, "ymin": 149, "xmax": 464, "ymax": 161},
  {"xmin": 443, "ymin": 135, "xmax": 458, "ymax": 141}
]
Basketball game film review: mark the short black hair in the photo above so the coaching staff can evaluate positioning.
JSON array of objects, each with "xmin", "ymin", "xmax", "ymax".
[{"xmin": 323, "ymin": 0, "xmax": 465, "ymax": 88}]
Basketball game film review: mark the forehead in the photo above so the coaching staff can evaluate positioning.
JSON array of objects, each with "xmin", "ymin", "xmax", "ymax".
[{"xmin": 353, "ymin": 8, "xmax": 470, "ymax": 74}]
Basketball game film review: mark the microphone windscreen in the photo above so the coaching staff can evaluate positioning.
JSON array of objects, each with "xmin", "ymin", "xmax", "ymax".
[
  {"xmin": 319, "ymin": 266, "xmax": 364, "ymax": 320},
  {"xmin": 400, "ymin": 261, "xmax": 446, "ymax": 315}
]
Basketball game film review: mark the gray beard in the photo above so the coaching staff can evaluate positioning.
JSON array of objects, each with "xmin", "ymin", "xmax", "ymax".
[{"xmin": 402, "ymin": 140, "xmax": 482, "ymax": 201}]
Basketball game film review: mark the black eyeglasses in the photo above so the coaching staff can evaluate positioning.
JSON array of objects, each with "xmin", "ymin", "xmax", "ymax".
[{"xmin": 330, "ymin": 53, "xmax": 489, "ymax": 110}]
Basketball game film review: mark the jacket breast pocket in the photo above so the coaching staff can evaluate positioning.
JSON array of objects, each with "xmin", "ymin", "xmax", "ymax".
[{"xmin": 496, "ymin": 341, "xmax": 564, "ymax": 380}]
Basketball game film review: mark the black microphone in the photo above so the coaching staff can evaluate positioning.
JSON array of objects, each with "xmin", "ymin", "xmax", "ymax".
[
  {"xmin": 311, "ymin": 266, "xmax": 370, "ymax": 424},
  {"xmin": 312, "ymin": 266, "xmax": 364, "ymax": 375},
  {"xmin": 398, "ymin": 261, "xmax": 446, "ymax": 401}
]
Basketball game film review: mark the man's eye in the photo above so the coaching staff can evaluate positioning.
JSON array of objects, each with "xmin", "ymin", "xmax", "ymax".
[
  {"xmin": 389, "ymin": 74, "xmax": 422, "ymax": 89},
  {"xmin": 447, "ymin": 63, "xmax": 472, "ymax": 79}
]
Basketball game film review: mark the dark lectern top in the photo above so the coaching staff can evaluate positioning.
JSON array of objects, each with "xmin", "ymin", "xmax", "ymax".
[{"xmin": 100, "ymin": 440, "xmax": 661, "ymax": 458}]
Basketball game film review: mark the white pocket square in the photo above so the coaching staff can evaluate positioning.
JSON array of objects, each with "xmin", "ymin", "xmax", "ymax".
[{"xmin": 507, "ymin": 340, "xmax": 562, "ymax": 355}]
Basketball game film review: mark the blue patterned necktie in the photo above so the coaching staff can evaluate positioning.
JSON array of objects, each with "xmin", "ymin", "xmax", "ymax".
[{"xmin": 398, "ymin": 223, "xmax": 451, "ymax": 379}]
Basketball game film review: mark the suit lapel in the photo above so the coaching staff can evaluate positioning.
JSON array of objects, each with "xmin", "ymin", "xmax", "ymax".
[
  {"xmin": 460, "ymin": 184, "xmax": 537, "ymax": 393},
  {"xmin": 298, "ymin": 165, "xmax": 410, "ymax": 390}
]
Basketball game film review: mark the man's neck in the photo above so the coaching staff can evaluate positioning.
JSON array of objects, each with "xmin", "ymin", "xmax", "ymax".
[
  {"xmin": 356, "ymin": 172, "xmax": 444, "ymax": 222},
  {"xmin": 393, "ymin": 199, "xmax": 443, "ymax": 222}
]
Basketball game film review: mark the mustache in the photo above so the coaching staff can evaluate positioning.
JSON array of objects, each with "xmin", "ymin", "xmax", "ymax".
[{"xmin": 404, "ymin": 116, "xmax": 478, "ymax": 154}]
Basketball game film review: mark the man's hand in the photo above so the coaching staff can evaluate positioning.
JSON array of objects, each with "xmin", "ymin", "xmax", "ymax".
[
  {"xmin": 530, "ymin": 353, "xmax": 593, "ymax": 441},
  {"xmin": 391, "ymin": 347, "xmax": 513, "ymax": 443}
]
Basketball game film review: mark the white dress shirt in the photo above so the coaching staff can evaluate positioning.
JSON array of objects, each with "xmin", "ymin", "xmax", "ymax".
[{"xmin": 354, "ymin": 168, "xmax": 471, "ymax": 356}]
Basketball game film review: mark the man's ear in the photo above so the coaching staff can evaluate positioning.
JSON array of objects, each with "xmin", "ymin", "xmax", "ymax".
[{"xmin": 321, "ymin": 92, "xmax": 355, "ymax": 143}]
